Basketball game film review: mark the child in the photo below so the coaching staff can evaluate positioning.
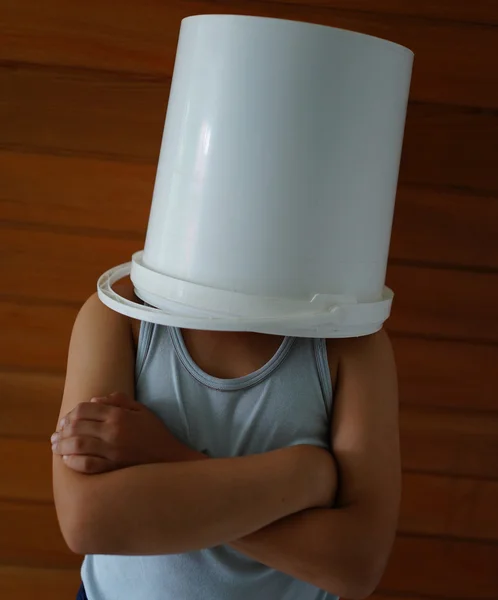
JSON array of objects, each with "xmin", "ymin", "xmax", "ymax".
[
  {"xmin": 51, "ymin": 11, "xmax": 411, "ymax": 598},
  {"xmin": 52, "ymin": 279, "xmax": 400, "ymax": 600}
]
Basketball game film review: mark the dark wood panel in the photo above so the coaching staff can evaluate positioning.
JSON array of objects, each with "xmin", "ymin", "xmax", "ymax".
[
  {"xmin": 2, "ymin": 150, "xmax": 497, "ymax": 270},
  {"xmin": 0, "ymin": 151, "xmax": 152, "ymax": 235},
  {"xmin": 0, "ymin": 566, "xmax": 81, "ymax": 600},
  {"xmin": 400, "ymin": 473, "xmax": 498, "ymax": 540},
  {"xmin": 3, "ymin": 229, "xmax": 498, "ymax": 342},
  {"xmin": 400, "ymin": 103, "xmax": 498, "ymax": 194},
  {"xmin": 2, "ymin": 67, "xmax": 498, "ymax": 194},
  {"xmin": 3, "ymin": 435, "xmax": 498, "ymax": 541},
  {"xmin": 0, "ymin": 372, "xmax": 63, "ymax": 437},
  {"xmin": 0, "ymin": 301, "xmax": 77, "ymax": 372},
  {"xmin": 386, "ymin": 265, "xmax": 498, "ymax": 342},
  {"xmin": 400, "ymin": 405, "xmax": 498, "ymax": 479},
  {"xmin": 2, "ymin": 0, "xmax": 498, "ymax": 108},
  {"xmin": 0, "ymin": 439, "xmax": 53, "ymax": 503},
  {"xmin": 381, "ymin": 535, "xmax": 498, "ymax": 598},
  {"xmin": 264, "ymin": 0, "xmax": 498, "ymax": 25},
  {"xmin": 371, "ymin": 595, "xmax": 434, "ymax": 600},
  {"xmin": 391, "ymin": 186, "xmax": 498, "ymax": 270},
  {"xmin": 391, "ymin": 336, "xmax": 498, "ymax": 411},
  {"xmin": 1, "ymin": 227, "xmax": 139, "ymax": 305},
  {"xmin": 0, "ymin": 501, "xmax": 80, "ymax": 569},
  {"xmin": 0, "ymin": 64, "xmax": 167, "ymax": 163}
]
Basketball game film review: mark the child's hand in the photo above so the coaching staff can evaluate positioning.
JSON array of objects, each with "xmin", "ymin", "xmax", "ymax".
[{"xmin": 51, "ymin": 392, "xmax": 205, "ymax": 474}]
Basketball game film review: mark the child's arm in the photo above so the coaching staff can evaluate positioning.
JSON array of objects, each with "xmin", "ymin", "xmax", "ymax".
[
  {"xmin": 230, "ymin": 330, "xmax": 400, "ymax": 599},
  {"xmin": 53, "ymin": 293, "xmax": 335, "ymax": 556}
]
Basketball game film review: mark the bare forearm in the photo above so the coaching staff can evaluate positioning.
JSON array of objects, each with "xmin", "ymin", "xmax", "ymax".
[
  {"xmin": 57, "ymin": 446, "xmax": 325, "ymax": 555},
  {"xmin": 230, "ymin": 507, "xmax": 378, "ymax": 598}
]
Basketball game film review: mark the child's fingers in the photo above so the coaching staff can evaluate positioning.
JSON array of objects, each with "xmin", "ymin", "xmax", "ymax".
[
  {"xmin": 52, "ymin": 419, "xmax": 104, "ymax": 443},
  {"xmin": 57, "ymin": 401, "xmax": 115, "ymax": 431},
  {"xmin": 52, "ymin": 434, "xmax": 109, "ymax": 460},
  {"xmin": 61, "ymin": 454, "xmax": 115, "ymax": 474},
  {"xmin": 91, "ymin": 392, "xmax": 139, "ymax": 411}
]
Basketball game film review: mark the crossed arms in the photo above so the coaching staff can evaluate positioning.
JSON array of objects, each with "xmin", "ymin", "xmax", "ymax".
[{"xmin": 53, "ymin": 293, "xmax": 400, "ymax": 599}]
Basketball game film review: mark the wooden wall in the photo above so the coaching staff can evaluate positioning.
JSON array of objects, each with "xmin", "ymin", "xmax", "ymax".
[{"xmin": 1, "ymin": 1, "xmax": 498, "ymax": 598}]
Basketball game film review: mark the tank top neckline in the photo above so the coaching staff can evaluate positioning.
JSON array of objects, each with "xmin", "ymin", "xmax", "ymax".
[{"xmin": 169, "ymin": 327, "xmax": 296, "ymax": 391}]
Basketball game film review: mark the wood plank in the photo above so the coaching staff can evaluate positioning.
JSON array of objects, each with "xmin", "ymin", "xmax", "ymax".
[
  {"xmin": 0, "ymin": 501, "xmax": 80, "ymax": 568},
  {"xmin": 392, "ymin": 336, "xmax": 498, "ymax": 411},
  {"xmin": 0, "ymin": 439, "xmax": 53, "ymax": 503},
  {"xmin": 0, "ymin": 566, "xmax": 81, "ymax": 600},
  {"xmin": 0, "ymin": 301, "xmax": 77, "ymax": 372},
  {"xmin": 400, "ymin": 103, "xmax": 498, "ymax": 194},
  {"xmin": 2, "ymin": 65, "xmax": 498, "ymax": 194},
  {"xmin": 3, "ymin": 435, "xmax": 498, "ymax": 541},
  {"xmin": 265, "ymin": 1, "xmax": 498, "ymax": 26},
  {"xmin": 2, "ymin": 0, "xmax": 498, "ymax": 109},
  {"xmin": 371, "ymin": 595, "xmax": 434, "ymax": 600},
  {"xmin": 3, "ymin": 227, "xmax": 498, "ymax": 342},
  {"xmin": 2, "ymin": 150, "xmax": 497, "ymax": 270},
  {"xmin": 400, "ymin": 473, "xmax": 498, "ymax": 540},
  {"xmin": 390, "ymin": 186, "xmax": 498, "ymax": 270},
  {"xmin": 381, "ymin": 535, "xmax": 498, "ymax": 598},
  {"xmin": 0, "ymin": 64, "xmax": 167, "ymax": 163},
  {"xmin": 386, "ymin": 265, "xmax": 498, "ymax": 342},
  {"xmin": 1, "ymin": 227, "xmax": 139, "ymax": 305},
  {"xmin": 400, "ymin": 405, "xmax": 498, "ymax": 479},
  {"xmin": 0, "ymin": 151, "xmax": 152, "ymax": 235},
  {"xmin": 0, "ymin": 372, "xmax": 64, "ymax": 438}
]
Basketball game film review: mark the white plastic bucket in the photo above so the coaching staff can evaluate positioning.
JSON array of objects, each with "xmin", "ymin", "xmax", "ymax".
[{"xmin": 98, "ymin": 14, "xmax": 414, "ymax": 338}]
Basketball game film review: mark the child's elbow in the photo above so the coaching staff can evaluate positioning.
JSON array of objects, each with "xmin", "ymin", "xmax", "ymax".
[
  {"xmin": 56, "ymin": 490, "xmax": 113, "ymax": 556},
  {"xmin": 59, "ymin": 502, "xmax": 100, "ymax": 555},
  {"xmin": 321, "ymin": 552, "xmax": 386, "ymax": 599}
]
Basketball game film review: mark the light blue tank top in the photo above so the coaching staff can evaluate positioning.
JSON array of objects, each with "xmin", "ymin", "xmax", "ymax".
[{"xmin": 82, "ymin": 323, "xmax": 337, "ymax": 600}]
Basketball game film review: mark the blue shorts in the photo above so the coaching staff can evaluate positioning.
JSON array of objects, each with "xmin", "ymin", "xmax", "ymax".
[{"xmin": 76, "ymin": 584, "xmax": 88, "ymax": 600}]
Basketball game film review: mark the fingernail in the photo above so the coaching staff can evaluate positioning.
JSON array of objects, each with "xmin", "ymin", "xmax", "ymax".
[
  {"xmin": 58, "ymin": 418, "xmax": 66, "ymax": 429},
  {"xmin": 91, "ymin": 396, "xmax": 106, "ymax": 403},
  {"xmin": 52, "ymin": 443, "xmax": 58, "ymax": 451},
  {"xmin": 50, "ymin": 433, "xmax": 59, "ymax": 443},
  {"xmin": 62, "ymin": 455, "xmax": 68, "ymax": 461}
]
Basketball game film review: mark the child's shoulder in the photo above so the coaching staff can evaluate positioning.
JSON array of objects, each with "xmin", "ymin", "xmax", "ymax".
[
  {"xmin": 78, "ymin": 279, "xmax": 142, "ymax": 350},
  {"xmin": 326, "ymin": 329, "xmax": 393, "ymax": 387}
]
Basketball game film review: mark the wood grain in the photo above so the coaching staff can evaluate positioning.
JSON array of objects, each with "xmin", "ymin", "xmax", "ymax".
[
  {"xmin": 401, "ymin": 405, "xmax": 498, "ymax": 479},
  {"xmin": 2, "ymin": 0, "xmax": 498, "ymax": 108},
  {"xmin": 386, "ymin": 265, "xmax": 498, "ymax": 342},
  {"xmin": 0, "ymin": 301, "xmax": 77, "ymax": 372},
  {"xmin": 2, "ymin": 150, "xmax": 498, "ymax": 270},
  {"xmin": 0, "ymin": 372, "xmax": 64, "ymax": 437},
  {"xmin": 381, "ymin": 535, "xmax": 498, "ymax": 598},
  {"xmin": 391, "ymin": 336, "xmax": 498, "ymax": 411},
  {"xmin": 0, "ymin": 501, "xmax": 80, "ymax": 569},
  {"xmin": 0, "ymin": 566, "xmax": 81, "ymax": 600},
  {"xmin": 262, "ymin": 0, "xmax": 498, "ymax": 25},
  {"xmin": 0, "ymin": 151, "xmax": 152, "ymax": 235},
  {"xmin": 0, "ymin": 439, "xmax": 53, "ymax": 503},
  {"xmin": 390, "ymin": 185, "xmax": 498, "ymax": 270},
  {"xmin": 2, "ymin": 65, "xmax": 498, "ymax": 193}
]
